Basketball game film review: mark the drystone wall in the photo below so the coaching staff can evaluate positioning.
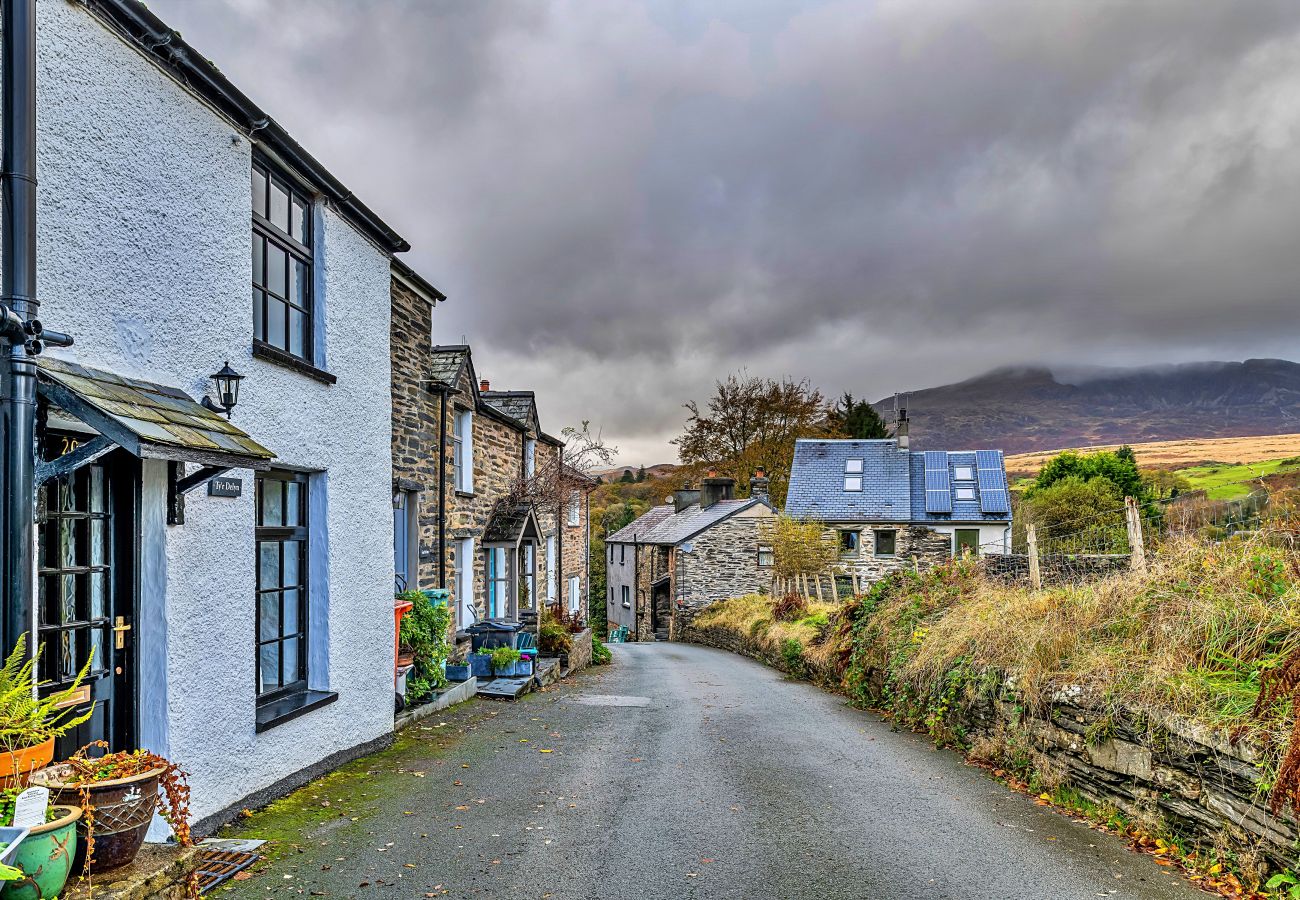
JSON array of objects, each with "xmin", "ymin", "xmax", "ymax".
[
  {"xmin": 981, "ymin": 553, "xmax": 1133, "ymax": 586},
  {"xmin": 682, "ymin": 624, "xmax": 1298, "ymax": 870}
]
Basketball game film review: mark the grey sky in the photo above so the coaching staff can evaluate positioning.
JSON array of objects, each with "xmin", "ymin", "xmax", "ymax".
[{"xmin": 151, "ymin": 0, "xmax": 1300, "ymax": 465}]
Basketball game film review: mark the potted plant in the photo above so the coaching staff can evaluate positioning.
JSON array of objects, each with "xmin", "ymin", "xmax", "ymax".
[
  {"xmin": 469, "ymin": 650, "xmax": 494, "ymax": 679},
  {"xmin": 397, "ymin": 590, "xmax": 452, "ymax": 704},
  {"xmin": 0, "ymin": 642, "xmax": 94, "ymax": 789},
  {"xmin": 30, "ymin": 743, "xmax": 192, "ymax": 874},
  {"xmin": 489, "ymin": 646, "xmax": 522, "ymax": 677},
  {"xmin": 0, "ymin": 788, "xmax": 81, "ymax": 900}
]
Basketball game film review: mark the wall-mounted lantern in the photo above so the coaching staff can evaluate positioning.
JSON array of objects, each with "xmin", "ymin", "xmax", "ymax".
[{"xmin": 200, "ymin": 361, "xmax": 245, "ymax": 419}]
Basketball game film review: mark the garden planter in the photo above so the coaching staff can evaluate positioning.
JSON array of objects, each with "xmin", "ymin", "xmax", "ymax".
[
  {"xmin": 397, "ymin": 647, "xmax": 416, "ymax": 669},
  {"xmin": 31, "ymin": 765, "xmax": 163, "ymax": 874},
  {"xmin": 469, "ymin": 655, "xmax": 493, "ymax": 678},
  {"xmin": 514, "ymin": 659, "xmax": 533, "ymax": 677},
  {"xmin": 0, "ymin": 806, "xmax": 81, "ymax": 900},
  {"xmin": 444, "ymin": 664, "xmax": 470, "ymax": 682},
  {"xmin": 0, "ymin": 742, "xmax": 52, "ymax": 790}
]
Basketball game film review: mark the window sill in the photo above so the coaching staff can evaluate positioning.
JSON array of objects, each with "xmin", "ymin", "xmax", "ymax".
[
  {"xmin": 255, "ymin": 689, "xmax": 338, "ymax": 733},
  {"xmin": 253, "ymin": 340, "xmax": 338, "ymax": 385},
  {"xmin": 454, "ymin": 490, "xmax": 475, "ymax": 499}
]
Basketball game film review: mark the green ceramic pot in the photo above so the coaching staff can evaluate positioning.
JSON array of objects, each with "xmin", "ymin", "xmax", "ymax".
[{"xmin": 0, "ymin": 806, "xmax": 81, "ymax": 900}]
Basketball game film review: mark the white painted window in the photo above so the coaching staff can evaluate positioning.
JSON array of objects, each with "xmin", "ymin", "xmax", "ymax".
[
  {"xmin": 953, "ymin": 465, "xmax": 974, "ymax": 481},
  {"xmin": 568, "ymin": 575, "xmax": 581, "ymax": 613},
  {"xmin": 486, "ymin": 546, "xmax": 509, "ymax": 618},
  {"xmin": 458, "ymin": 537, "xmax": 476, "ymax": 627},
  {"xmin": 955, "ymin": 486, "xmax": 976, "ymax": 501},
  {"xmin": 521, "ymin": 544, "xmax": 536, "ymax": 610},
  {"xmin": 621, "ymin": 585, "xmax": 631, "ymax": 609},
  {"xmin": 845, "ymin": 458, "xmax": 864, "ymax": 474},
  {"xmin": 844, "ymin": 475, "xmax": 862, "ymax": 492},
  {"xmin": 546, "ymin": 535, "xmax": 557, "ymax": 604},
  {"xmin": 524, "ymin": 438, "xmax": 536, "ymax": 478},
  {"xmin": 454, "ymin": 409, "xmax": 474, "ymax": 493},
  {"xmin": 567, "ymin": 491, "xmax": 581, "ymax": 526}
]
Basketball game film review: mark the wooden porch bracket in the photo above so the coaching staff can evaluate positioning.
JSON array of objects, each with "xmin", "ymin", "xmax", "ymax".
[
  {"xmin": 168, "ymin": 463, "xmax": 232, "ymax": 526},
  {"xmin": 35, "ymin": 435, "xmax": 115, "ymax": 485}
]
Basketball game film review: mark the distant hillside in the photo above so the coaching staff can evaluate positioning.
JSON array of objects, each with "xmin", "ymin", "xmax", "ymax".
[
  {"xmin": 594, "ymin": 463, "xmax": 678, "ymax": 482},
  {"xmin": 875, "ymin": 360, "xmax": 1300, "ymax": 454}
]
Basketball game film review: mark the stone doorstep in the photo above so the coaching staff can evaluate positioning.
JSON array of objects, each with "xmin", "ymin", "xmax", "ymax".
[
  {"xmin": 62, "ymin": 844, "xmax": 201, "ymax": 900},
  {"xmin": 395, "ymin": 677, "xmax": 479, "ymax": 731}
]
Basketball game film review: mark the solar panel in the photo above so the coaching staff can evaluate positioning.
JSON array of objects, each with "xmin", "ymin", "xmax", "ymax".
[
  {"xmin": 923, "ymin": 451, "xmax": 951, "ymax": 514},
  {"xmin": 976, "ymin": 450, "xmax": 1011, "ymax": 514}
]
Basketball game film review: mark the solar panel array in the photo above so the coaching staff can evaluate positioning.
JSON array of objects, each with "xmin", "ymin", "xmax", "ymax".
[
  {"xmin": 975, "ymin": 450, "xmax": 1010, "ymax": 514},
  {"xmin": 923, "ymin": 451, "xmax": 951, "ymax": 514}
]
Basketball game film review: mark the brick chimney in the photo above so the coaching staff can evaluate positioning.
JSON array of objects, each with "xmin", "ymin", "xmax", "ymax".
[
  {"xmin": 480, "ymin": 378, "xmax": 490, "ymax": 392},
  {"xmin": 700, "ymin": 473, "xmax": 735, "ymax": 509},
  {"xmin": 749, "ymin": 467, "xmax": 770, "ymax": 504}
]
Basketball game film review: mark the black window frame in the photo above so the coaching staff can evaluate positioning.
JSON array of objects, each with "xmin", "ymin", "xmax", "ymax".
[
  {"xmin": 252, "ymin": 159, "xmax": 315, "ymax": 363},
  {"xmin": 838, "ymin": 529, "xmax": 860, "ymax": 553},
  {"xmin": 256, "ymin": 469, "xmax": 310, "ymax": 703},
  {"xmin": 874, "ymin": 529, "xmax": 898, "ymax": 557}
]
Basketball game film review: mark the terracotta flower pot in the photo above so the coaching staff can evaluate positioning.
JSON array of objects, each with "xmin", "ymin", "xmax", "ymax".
[
  {"xmin": 0, "ymin": 805, "xmax": 82, "ymax": 900},
  {"xmin": 30, "ymin": 765, "xmax": 164, "ymax": 874},
  {"xmin": 0, "ymin": 741, "xmax": 53, "ymax": 790}
]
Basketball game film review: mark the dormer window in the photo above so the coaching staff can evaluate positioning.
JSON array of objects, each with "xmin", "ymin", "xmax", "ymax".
[
  {"xmin": 953, "ymin": 465, "xmax": 974, "ymax": 481},
  {"xmin": 844, "ymin": 458, "xmax": 863, "ymax": 491}
]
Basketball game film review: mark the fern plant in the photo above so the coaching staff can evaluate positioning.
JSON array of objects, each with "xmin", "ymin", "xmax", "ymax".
[{"xmin": 0, "ymin": 640, "xmax": 95, "ymax": 752}]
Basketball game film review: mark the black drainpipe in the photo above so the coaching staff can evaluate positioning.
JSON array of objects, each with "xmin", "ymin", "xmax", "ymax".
[
  {"xmin": 1, "ymin": 0, "xmax": 40, "ymax": 659},
  {"xmin": 437, "ymin": 387, "xmax": 447, "ymax": 589}
]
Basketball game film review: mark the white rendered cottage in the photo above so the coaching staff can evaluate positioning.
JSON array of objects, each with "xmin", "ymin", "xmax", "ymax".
[{"xmin": 28, "ymin": 0, "xmax": 405, "ymax": 830}]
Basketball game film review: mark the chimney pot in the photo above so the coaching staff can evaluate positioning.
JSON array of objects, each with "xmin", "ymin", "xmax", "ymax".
[
  {"xmin": 700, "ymin": 475, "xmax": 735, "ymax": 509},
  {"xmin": 480, "ymin": 378, "xmax": 490, "ymax": 392},
  {"xmin": 749, "ymin": 469, "xmax": 770, "ymax": 504}
]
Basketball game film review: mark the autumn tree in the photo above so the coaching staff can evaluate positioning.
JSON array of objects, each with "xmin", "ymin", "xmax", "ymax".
[{"xmin": 672, "ymin": 373, "xmax": 831, "ymax": 506}]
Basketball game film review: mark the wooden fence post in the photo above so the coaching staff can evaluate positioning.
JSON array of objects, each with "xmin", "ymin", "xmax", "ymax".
[
  {"xmin": 1125, "ymin": 496, "xmax": 1147, "ymax": 572},
  {"xmin": 814, "ymin": 572, "xmax": 825, "ymax": 603},
  {"xmin": 1026, "ymin": 523, "xmax": 1042, "ymax": 591}
]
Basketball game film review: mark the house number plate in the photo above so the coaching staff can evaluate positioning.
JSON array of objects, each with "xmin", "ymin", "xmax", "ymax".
[{"xmin": 208, "ymin": 477, "xmax": 243, "ymax": 498}]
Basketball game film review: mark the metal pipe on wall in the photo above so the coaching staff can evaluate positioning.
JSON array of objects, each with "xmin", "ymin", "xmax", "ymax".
[{"xmin": 1, "ymin": 0, "xmax": 40, "ymax": 659}]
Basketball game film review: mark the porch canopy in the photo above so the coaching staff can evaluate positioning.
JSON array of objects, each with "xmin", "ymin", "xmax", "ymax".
[
  {"xmin": 35, "ymin": 357, "xmax": 275, "ymax": 484},
  {"xmin": 482, "ymin": 502, "xmax": 541, "ymax": 547}
]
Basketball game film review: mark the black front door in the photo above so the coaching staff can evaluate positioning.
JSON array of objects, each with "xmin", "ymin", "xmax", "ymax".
[{"xmin": 37, "ymin": 435, "xmax": 137, "ymax": 758}]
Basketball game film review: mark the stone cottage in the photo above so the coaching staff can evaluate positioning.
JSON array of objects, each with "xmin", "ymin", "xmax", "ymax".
[
  {"xmin": 606, "ymin": 473, "xmax": 776, "ymax": 641},
  {"xmin": 389, "ymin": 285, "xmax": 594, "ymax": 647},
  {"xmin": 784, "ymin": 429, "xmax": 1012, "ymax": 588},
  {"xmin": 22, "ymin": 0, "xmax": 409, "ymax": 831}
]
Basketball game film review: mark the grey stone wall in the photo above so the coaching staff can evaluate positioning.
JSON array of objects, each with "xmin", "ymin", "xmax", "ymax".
[
  {"xmin": 981, "ymin": 553, "xmax": 1132, "ymax": 586},
  {"xmin": 673, "ymin": 514, "xmax": 773, "ymax": 633},
  {"xmin": 568, "ymin": 627, "xmax": 593, "ymax": 672},
  {"xmin": 829, "ymin": 525, "xmax": 953, "ymax": 585}
]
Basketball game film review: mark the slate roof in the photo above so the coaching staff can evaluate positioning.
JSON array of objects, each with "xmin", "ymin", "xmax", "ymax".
[
  {"xmin": 481, "ymin": 391, "xmax": 535, "ymax": 427},
  {"xmin": 428, "ymin": 345, "xmax": 470, "ymax": 386},
  {"xmin": 37, "ymin": 357, "xmax": 275, "ymax": 467},
  {"xmin": 607, "ymin": 498, "xmax": 767, "ymax": 546},
  {"xmin": 785, "ymin": 439, "xmax": 1010, "ymax": 524}
]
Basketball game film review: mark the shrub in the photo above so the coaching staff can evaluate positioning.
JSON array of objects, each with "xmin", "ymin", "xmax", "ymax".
[
  {"xmin": 490, "ymin": 646, "xmax": 521, "ymax": 674},
  {"xmin": 772, "ymin": 592, "xmax": 808, "ymax": 622},
  {"xmin": 780, "ymin": 638, "xmax": 807, "ymax": 677},
  {"xmin": 539, "ymin": 606, "xmax": 574, "ymax": 655},
  {"xmin": 398, "ymin": 589, "xmax": 452, "ymax": 701},
  {"xmin": 592, "ymin": 636, "xmax": 612, "ymax": 665}
]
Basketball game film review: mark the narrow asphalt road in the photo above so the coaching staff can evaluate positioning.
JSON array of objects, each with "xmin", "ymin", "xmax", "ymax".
[{"xmin": 222, "ymin": 643, "xmax": 1205, "ymax": 899}]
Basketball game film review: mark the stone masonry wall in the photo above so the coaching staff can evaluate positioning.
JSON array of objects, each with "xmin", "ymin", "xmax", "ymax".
[
  {"xmin": 830, "ymin": 525, "xmax": 953, "ymax": 585},
  {"xmin": 981, "ymin": 553, "xmax": 1133, "ymax": 586},
  {"xmin": 673, "ymin": 511, "xmax": 775, "ymax": 636},
  {"xmin": 683, "ymin": 623, "xmax": 1300, "ymax": 872}
]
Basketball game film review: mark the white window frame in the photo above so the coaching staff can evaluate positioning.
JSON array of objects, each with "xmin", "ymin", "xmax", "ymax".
[
  {"xmin": 567, "ymin": 574, "xmax": 581, "ymax": 613},
  {"xmin": 546, "ymin": 534, "xmax": 557, "ymax": 604},
  {"xmin": 457, "ymin": 537, "xmax": 476, "ymax": 627},
  {"xmin": 524, "ymin": 438, "xmax": 536, "ymax": 478},
  {"xmin": 567, "ymin": 490, "xmax": 581, "ymax": 527},
  {"xmin": 844, "ymin": 475, "xmax": 863, "ymax": 492},
  {"xmin": 954, "ymin": 486, "xmax": 976, "ymax": 501},
  {"xmin": 953, "ymin": 465, "xmax": 974, "ymax": 481},
  {"xmin": 845, "ymin": 458, "xmax": 864, "ymax": 474},
  {"xmin": 621, "ymin": 584, "xmax": 631, "ymax": 609},
  {"xmin": 454, "ymin": 409, "xmax": 474, "ymax": 493}
]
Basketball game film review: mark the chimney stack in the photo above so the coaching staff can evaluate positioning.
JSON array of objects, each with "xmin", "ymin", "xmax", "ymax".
[
  {"xmin": 480, "ymin": 378, "xmax": 490, "ymax": 392},
  {"xmin": 700, "ymin": 474, "xmax": 735, "ymax": 509},
  {"xmin": 673, "ymin": 485, "xmax": 701, "ymax": 513},
  {"xmin": 894, "ymin": 393, "xmax": 910, "ymax": 452},
  {"xmin": 749, "ymin": 467, "xmax": 770, "ymax": 504}
]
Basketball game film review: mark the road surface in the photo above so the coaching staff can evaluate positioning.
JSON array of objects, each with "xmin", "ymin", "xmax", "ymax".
[{"xmin": 222, "ymin": 642, "xmax": 1205, "ymax": 899}]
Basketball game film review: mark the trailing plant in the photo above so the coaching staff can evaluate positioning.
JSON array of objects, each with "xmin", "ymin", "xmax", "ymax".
[
  {"xmin": 398, "ymin": 590, "xmax": 451, "ymax": 701},
  {"xmin": 61, "ymin": 741, "xmax": 193, "ymax": 848},
  {"xmin": 0, "ymin": 639, "xmax": 95, "ymax": 751},
  {"xmin": 539, "ymin": 607, "xmax": 574, "ymax": 655},
  {"xmin": 490, "ymin": 646, "xmax": 521, "ymax": 674}
]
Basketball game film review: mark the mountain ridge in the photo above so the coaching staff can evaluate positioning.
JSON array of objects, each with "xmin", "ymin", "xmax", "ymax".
[{"xmin": 874, "ymin": 359, "xmax": 1300, "ymax": 454}]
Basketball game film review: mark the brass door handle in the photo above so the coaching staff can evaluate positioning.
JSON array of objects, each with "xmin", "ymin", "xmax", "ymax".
[{"xmin": 113, "ymin": 616, "xmax": 132, "ymax": 650}]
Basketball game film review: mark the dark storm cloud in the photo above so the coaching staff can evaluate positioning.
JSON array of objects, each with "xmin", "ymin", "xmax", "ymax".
[{"xmin": 152, "ymin": 0, "xmax": 1300, "ymax": 463}]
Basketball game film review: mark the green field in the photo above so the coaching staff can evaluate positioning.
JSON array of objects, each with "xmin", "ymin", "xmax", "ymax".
[{"xmin": 1174, "ymin": 457, "xmax": 1300, "ymax": 500}]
